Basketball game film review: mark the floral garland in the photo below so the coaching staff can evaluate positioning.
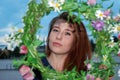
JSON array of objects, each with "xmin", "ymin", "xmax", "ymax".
[{"xmin": 3, "ymin": 0, "xmax": 120, "ymax": 79}]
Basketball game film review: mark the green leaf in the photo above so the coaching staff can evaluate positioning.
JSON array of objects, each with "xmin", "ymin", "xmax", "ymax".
[
  {"xmin": 33, "ymin": 39, "xmax": 44, "ymax": 47},
  {"xmin": 13, "ymin": 59, "xmax": 28, "ymax": 69},
  {"xmin": 62, "ymin": 2, "xmax": 78, "ymax": 11},
  {"xmin": 107, "ymin": 2, "xmax": 114, "ymax": 9},
  {"xmin": 79, "ymin": 3, "xmax": 88, "ymax": 12}
]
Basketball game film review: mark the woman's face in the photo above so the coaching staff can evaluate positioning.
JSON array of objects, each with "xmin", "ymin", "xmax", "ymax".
[{"xmin": 49, "ymin": 19, "xmax": 75, "ymax": 55}]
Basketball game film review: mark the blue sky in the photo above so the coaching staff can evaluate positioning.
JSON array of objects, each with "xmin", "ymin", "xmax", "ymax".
[
  {"xmin": 0, "ymin": 0, "xmax": 29, "ymax": 38},
  {"xmin": 0, "ymin": 0, "xmax": 120, "ymax": 43}
]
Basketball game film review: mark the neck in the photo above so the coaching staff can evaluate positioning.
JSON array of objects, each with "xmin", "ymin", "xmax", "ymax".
[{"xmin": 47, "ymin": 53, "xmax": 68, "ymax": 72}]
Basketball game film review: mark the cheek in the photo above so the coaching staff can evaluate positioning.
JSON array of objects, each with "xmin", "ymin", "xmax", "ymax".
[
  {"xmin": 49, "ymin": 33, "xmax": 55, "ymax": 42},
  {"xmin": 63, "ymin": 38, "xmax": 74, "ymax": 50},
  {"xmin": 48, "ymin": 33, "xmax": 55, "ymax": 47}
]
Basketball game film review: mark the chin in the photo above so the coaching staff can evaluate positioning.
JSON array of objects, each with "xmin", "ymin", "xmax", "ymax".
[{"xmin": 51, "ymin": 49, "xmax": 68, "ymax": 55}]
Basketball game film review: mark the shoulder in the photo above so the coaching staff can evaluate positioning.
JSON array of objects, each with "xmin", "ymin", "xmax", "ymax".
[
  {"xmin": 41, "ymin": 57, "xmax": 53, "ymax": 69},
  {"xmin": 32, "ymin": 57, "xmax": 46, "ymax": 80}
]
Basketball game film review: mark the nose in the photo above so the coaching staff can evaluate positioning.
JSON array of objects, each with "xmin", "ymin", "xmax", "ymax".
[{"xmin": 56, "ymin": 32, "xmax": 63, "ymax": 40}]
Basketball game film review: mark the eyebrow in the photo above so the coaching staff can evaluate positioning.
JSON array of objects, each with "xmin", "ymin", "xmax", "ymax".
[
  {"xmin": 53, "ymin": 26, "xmax": 59, "ymax": 29},
  {"xmin": 66, "ymin": 29, "xmax": 75, "ymax": 33},
  {"xmin": 53, "ymin": 26, "xmax": 75, "ymax": 33}
]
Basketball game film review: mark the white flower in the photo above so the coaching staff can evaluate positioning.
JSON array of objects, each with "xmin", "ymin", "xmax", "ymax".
[
  {"xmin": 48, "ymin": 0, "xmax": 54, "ymax": 7},
  {"xmin": 95, "ymin": 10, "xmax": 105, "ymax": 20},
  {"xmin": 14, "ymin": 40, "xmax": 21, "ymax": 47},
  {"xmin": 48, "ymin": 0, "xmax": 62, "ymax": 12},
  {"xmin": 107, "ymin": 24, "xmax": 113, "ymax": 33},
  {"xmin": 53, "ymin": 2, "xmax": 61, "ymax": 12},
  {"xmin": 110, "ymin": 24, "xmax": 120, "ymax": 33},
  {"xmin": 110, "ymin": 36, "xmax": 114, "ymax": 42},
  {"xmin": 7, "ymin": 42, "xmax": 15, "ymax": 51},
  {"xmin": 3, "ymin": 32, "xmax": 22, "ymax": 51},
  {"xmin": 3, "ymin": 34, "xmax": 10, "ymax": 43},
  {"xmin": 10, "ymin": 33, "xmax": 15, "ymax": 39},
  {"xmin": 18, "ymin": 28, "xmax": 24, "ymax": 33}
]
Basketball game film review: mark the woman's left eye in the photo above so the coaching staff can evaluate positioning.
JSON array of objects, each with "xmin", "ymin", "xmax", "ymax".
[{"xmin": 65, "ymin": 32, "xmax": 71, "ymax": 36}]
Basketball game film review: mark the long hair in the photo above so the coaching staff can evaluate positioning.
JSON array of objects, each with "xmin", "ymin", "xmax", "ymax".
[{"xmin": 46, "ymin": 12, "xmax": 92, "ymax": 72}]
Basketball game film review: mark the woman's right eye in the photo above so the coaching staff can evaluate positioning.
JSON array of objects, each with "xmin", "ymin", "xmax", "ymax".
[{"xmin": 52, "ymin": 29, "xmax": 59, "ymax": 32}]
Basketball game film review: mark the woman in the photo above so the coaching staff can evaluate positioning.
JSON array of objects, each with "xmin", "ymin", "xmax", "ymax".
[{"xmin": 19, "ymin": 12, "xmax": 92, "ymax": 80}]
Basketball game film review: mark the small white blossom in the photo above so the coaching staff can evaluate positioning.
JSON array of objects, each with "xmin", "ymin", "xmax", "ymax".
[
  {"xmin": 3, "ymin": 34, "xmax": 10, "ymax": 43},
  {"xmin": 95, "ymin": 10, "xmax": 106, "ymax": 20},
  {"xmin": 110, "ymin": 24, "xmax": 120, "ymax": 33},
  {"xmin": 110, "ymin": 36, "xmax": 114, "ymax": 42},
  {"xmin": 14, "ymin": 40, "xmax": 21, "ymax": 47},
  {"xmin": 48, "ymin": 0, "xmax": 64, "ymax": 12},
  {"xmin": 18, "ymin": 28, "xmax": 24, "ymax": 33},
  {"xmin": 48, "ymin": 0, "xmax": 55, "ymax": 7},
  {"xmin": 3, "ymin": 31, "xmax": 22, "ymax": 51},
  {"xmin": 7, "ymin": 42, "xmax": 15, "ymax": 51},
  {"xmin": 10, "ymin": 33, "xmax": 15, "ymax": 38},
  {"xmin": 107, "ymin": 25, "xmax": 113, "ymax": 33}
]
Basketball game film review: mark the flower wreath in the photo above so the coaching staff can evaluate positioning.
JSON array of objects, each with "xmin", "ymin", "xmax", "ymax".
[{"xmin": 5, "ymin": 0, "xmax": 120, "ymax": 79}]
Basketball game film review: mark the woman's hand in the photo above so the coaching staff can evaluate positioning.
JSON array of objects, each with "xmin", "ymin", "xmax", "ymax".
[{"xmin": 19, "ymin": 65, "xmax": 34, "ymax": 80}]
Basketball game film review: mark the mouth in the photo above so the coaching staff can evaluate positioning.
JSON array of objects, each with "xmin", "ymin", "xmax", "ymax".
[{"xmin": 53, "ymin": 42, "xmax": 62, "ymax": 47}]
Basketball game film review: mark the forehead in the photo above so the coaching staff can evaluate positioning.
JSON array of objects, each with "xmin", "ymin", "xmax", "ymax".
[{"xmin": 53, "ymin": 19, "xmax": 74, "ymax": 30}]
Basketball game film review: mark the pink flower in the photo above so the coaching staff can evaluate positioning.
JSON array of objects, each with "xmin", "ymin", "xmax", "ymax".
[
  {"xmin": 87, "ymin": 63, "xmax": 92, "ymax": 70},
  {"xmin": 19, "ymin": 65, "xmax": 30, "ymax": 76},
  {"xmin": 86, "ymin": 74, "xmax": 95, "ymax": 80},
  {"xmin": 113, "ymin": 15, "xmax": 120, "ymax": 22},
  {"xmin": 92, "ymin": 20, "xmax": 104, "ymax": 31},
  {"xmin": 87, "ymin": 0, "xmax": 96, "ymax": 5},
  {"xmin": 20, "ymin": 45, "xmax": 28, "ymax": 54},
  {"xmin": 118, "ymin": 51, "xmax": 120, "ymax": 57},
  {"xmin": 103, "ymin": 9, "xmax": 111, "ymax": 17}
]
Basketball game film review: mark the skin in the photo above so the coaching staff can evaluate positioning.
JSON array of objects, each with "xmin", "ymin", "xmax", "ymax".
[{"xmin": 47, "ymin": 19, "xmax": 75, "ymax": 71}]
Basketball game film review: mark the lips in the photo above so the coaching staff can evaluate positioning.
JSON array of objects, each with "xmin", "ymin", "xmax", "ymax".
[{"xmin": 53, "ymin": 42, "xmax": 62, "ymax": 47}]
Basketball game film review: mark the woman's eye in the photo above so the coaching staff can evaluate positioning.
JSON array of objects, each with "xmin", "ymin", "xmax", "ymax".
[
  {"xmin": 52, "ymin": 29, "xmax": 59, "ymax": 32},
  {"xmin": 65, "ymin": 32, "xmax": 71, "ymax": 36}
]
